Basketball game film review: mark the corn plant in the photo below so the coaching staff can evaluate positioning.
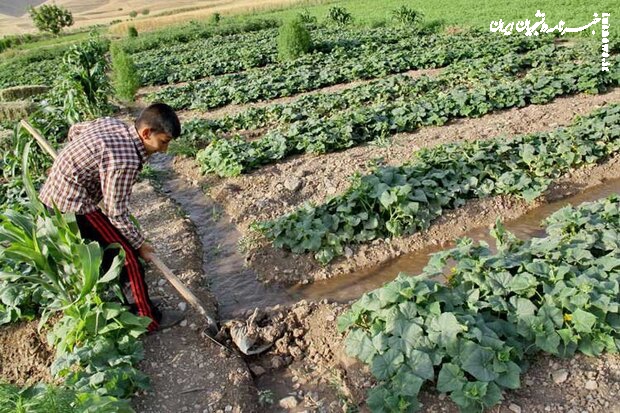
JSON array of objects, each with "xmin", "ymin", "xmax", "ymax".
[{"xmin": 0, "ymin": 141, "xmax": 126, "ymax": 332}]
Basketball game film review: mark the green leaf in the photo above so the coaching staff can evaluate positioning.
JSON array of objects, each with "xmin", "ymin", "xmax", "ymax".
[
  {"xmin": 437, "ymin": 363, "xmax": 466, "ymax": 393},
  {"xmin": 76, "ymin": 242, "xmax": 103, "ymax": 300},
  {"xmin": 494, "ymin": 361, "xmax": 521, "ymax": 389},
  {"xmin": 98, "ymin": 247, "xmax": 125, "ymax": 285},
  {"xmin": 371, "ymin": 348, "xmax": 404, "ymax": 381},
  {"xmin": 407, "ymin": 349, "xmax": 434, "ymax": 380},
  {"xmin": 429, "ymin": 312, "xmax": 464, "ymax": 347},
  {"xmin": 460, "ymin": 341, "xmax": 498, "ymax": 382},
  {"xmin": 572, "ymin": 309, "xmax": 597, "ymax": 333},
  {"xmin": 345, "ymin": 329, "xmax": 375, "ymax": 363}
]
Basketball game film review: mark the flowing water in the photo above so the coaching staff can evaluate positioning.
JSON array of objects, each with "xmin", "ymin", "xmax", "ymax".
[
  {"xmin": 151, "ymin": 153, "xmax": 619, "ymax": 318},
  {"xmin": 290, "ymin": 178, "xmax": 620, "ymax": 303}
]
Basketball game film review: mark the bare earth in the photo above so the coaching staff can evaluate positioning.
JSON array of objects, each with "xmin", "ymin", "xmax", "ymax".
[
  {"xmin": 168, "ymin": 88, "xmax": 620, "ymax": 285},
  {"xmin": 0, "ymin": 0, "xmax": 309, "ymax": 36}
]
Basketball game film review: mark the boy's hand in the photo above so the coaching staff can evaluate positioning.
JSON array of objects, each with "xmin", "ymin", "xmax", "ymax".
[{"xmin": 138, "ymin": 242, "xmax": 156, "ymax": 262}]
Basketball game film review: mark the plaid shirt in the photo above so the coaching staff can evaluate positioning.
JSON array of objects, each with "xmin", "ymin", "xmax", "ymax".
[{"xmin": 40, "ymin": 117, "xmax": 147, "ymax": 249}]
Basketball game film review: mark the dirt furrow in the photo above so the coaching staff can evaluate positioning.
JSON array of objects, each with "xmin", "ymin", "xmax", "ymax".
[
  {"xmin": 174, "ymin": 88, "xmax": 620, "ymax": 234},
  {"xmin": 130, "ymin": 180, "xmax": 257, "ymax": 412}
]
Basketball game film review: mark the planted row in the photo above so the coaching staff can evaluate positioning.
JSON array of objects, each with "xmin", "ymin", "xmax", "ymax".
[
  {"xmin": 178, "ymin": 42, "xmax": 565, "ymax": 154},
  {"xmin": 197, "ymin": 46, "xmax": 617, "ymax": 176},
  {"xmin": 135, "ymin": 25, "xmax": 424, "ymax": 86},
  {"xmin": 149, "ymin": 31, "xmax": 546, "ymax": 111},
  {"xmin": 256, "ymin": 104, "xmax": 620, "ymax": 264},
  {"xmin": 338, "ymin": 194, "xmax": 620, "ymax": 412}
]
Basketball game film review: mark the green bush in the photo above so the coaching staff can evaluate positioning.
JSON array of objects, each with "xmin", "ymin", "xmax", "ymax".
[
  {"xmin": 392, "ymin": 6, "xmax": 424, "ymax": 25},
  {"xmin": 141, "ymin": 9, "xmax": 150, "ymax": 16},
  {"xmin": 277, "ymin": 18, "xmax": 312, "ymax": 62},
  {"xmin": 129, "ymin": 10, "xmax": 137, "ymax": 18},
  {"xmin": 297, "ymin": 10, "xmax": 317, "ymax": 25},
  {"xmin": 327, "ymin": 6, "xmax": 353, "ymax": 26},
  {"xmin": 210, "ymin": 12, "xmax": 221, "ymax": 25},
  {"xmin": 128, "ymin": 26, "xmax": 138, "ymax": 38},
  {"xmin": 110, "ymin": 44, "xmax": 140, "ymax": 102}
]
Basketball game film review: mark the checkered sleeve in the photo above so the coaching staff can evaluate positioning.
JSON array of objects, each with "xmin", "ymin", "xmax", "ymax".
[
  {"xmin": 100, "ymin": 166, "xmax": 145, "ymax": 249},
  {"xmin": 67, "ymin": 122, "xmax": 90, "ymax": 142}
]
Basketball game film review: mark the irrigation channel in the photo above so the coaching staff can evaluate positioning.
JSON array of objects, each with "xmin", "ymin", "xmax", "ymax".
[{"xmin": 150, "ymin": 153, "xmax": 620, "ymax": 320}]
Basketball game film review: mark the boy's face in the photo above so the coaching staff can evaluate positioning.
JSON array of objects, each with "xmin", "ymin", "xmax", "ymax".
[{"xmin": 138, "ymin": 127, "xmax": 173, "ymax": 155}]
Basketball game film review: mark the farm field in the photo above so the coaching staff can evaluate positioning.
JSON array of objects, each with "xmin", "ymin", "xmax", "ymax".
[{"xmin": 0, "ymin": 2, "xmax": 619, "ymax": 413}]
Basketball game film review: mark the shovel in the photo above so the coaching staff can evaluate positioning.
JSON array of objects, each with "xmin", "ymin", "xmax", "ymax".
[{"xmin": 19, "ymin": 119, "xmax": 222, "ymax": 342}]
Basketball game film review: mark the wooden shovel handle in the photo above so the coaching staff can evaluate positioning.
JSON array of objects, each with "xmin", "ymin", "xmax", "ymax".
[{"xmin": 150, "ymin": 255, "xmax": 218, "ymax": 330}]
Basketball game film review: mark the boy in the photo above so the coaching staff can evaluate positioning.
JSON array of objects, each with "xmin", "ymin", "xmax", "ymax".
[{"xmin": 40, "ymin": 103, "xmax": 184, "ymax": 331}]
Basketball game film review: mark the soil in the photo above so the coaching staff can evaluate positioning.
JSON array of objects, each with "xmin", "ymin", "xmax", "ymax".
[
  {"xmin": 0, "ymin": 319, "xmax": 54, "ymax": 386},
  {"xmin": 129, "ymin": 180, "xmax": 258, "ymax": 412},
  {"xmin": 168, "ymin": 88, "xmax": 620, "ymax": 285},
  {"xmin": 220, "ymin": 300, "xmax": 620, "ymax": 413}
]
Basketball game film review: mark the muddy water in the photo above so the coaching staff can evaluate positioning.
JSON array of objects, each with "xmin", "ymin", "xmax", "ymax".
[
  {"xmin": 289, "ymin": 178, "xmax": 620, "ymax": 303},
  {"xmin": 150, "ymin": 154, "xmax": 296, "ymax": 319},
  {"xmin": 151, "ymin": 153, "xmax": 619, "ymax": 315}
]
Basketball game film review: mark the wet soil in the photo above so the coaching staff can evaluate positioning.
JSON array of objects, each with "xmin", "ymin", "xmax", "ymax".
[
  {"xmin": 0, "ymin": 319, "xmax": 54, "ymax": 386},
  {"xmin": 129, "ymin": 180, "xmax": 258, "ymax": 412}
]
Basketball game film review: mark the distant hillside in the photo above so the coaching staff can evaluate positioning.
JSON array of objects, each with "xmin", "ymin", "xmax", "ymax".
[{"xmin": 0, "ymin": 1, "xmax": 46, "ymax": 17}]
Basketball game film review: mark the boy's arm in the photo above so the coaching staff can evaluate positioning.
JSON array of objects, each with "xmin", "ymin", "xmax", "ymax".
[{"xmin": 100, "ymin": 166, "xmax": 145, "ymax": 249}]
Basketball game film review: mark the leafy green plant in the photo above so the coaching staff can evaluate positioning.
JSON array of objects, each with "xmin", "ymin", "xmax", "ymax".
[
  {"xmin": 0, "ymin": 383, "xmax": 136, "ymax": 412},
  {"xmin": 195, "ymin": 44, "xmax": 616, "ymax": 176},
  {"xmin": 328, "ymin": 6, "xmax": 353, "ymax": 26},
  {"xmin": 339, "ymin": 194, "xmax": 620, "ymax": 412},
  {"xmin": 28, "ymin": 4, "xmax": 74, "ymax": 35},
  {"xmin": 257, "ymin": 104, "xmax": 620, "ymax": 264},
  {"xmin": 277, "ymin": 17, "xmax": 312, "ymax": 61},
  {"xmin": 110, "ymin": 44, "xmax": 141, "ymax": 102},
  {"xmin": 0, "ymin": 141, "xmax": 151, "ymax": 409},
  {"xmin": 51, "ymin": 37, "xmax": 112, "ymax": 124},
  {"xmin": 210, "ymin": 13, "xmax": 221, "ymax": 25},
  {"xmin": 129, "ymin": 11, "xmax": 137, "ymax": 18},
  {"xmin": 391, "ymin": 6, "xmax": 424, "ymax": 26},
  {"xmin": 149, "ymin": 29, "xmax": 547, "ymax": 110},
  {"xmin": 127, "ymin": 26, "xmax": 138, "ymax": 38},
  {"xmin": 0, "ymin": 141, "xmax": 126, "ymax": 318},
  {"xmin": 297, "ymin": 10, "xmax": 318, "ymax": 26}
]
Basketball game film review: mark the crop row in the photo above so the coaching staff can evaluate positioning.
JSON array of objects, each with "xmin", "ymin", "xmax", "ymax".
[
  {"xmin": 149, "ymin": 31, "xmax": 547, "ymax": 111},
  {"xmin": 338, "ymin": 194, "xmax": 620, "ymax": 412},
  {"xmin": 0, "ymin": 18, "xmax": 278, "ymax": 89},
  {"xmin": 134, "ymin": 26, "xmax": 425, "ymax": 86},
  {"xmin": 256, "ymin": 104, "xmax": 620, "ymax": 264},
  {"xmin": 196, "ymin": 47, "xmax": 617, "ymax": 177},
  {"xmin": 179, "ymin": 43, "xmax": 569, "ymax": 151}
]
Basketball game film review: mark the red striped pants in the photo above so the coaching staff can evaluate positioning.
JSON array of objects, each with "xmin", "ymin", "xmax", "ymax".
[{"xmin": 75, "ymin": 209, "xmax": 160, "ymax": 331}]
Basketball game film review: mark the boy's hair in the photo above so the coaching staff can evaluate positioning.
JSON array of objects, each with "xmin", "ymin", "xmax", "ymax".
[{"xmin": 135, "ymin": 103, "xmax": 181, "ymax": 138}]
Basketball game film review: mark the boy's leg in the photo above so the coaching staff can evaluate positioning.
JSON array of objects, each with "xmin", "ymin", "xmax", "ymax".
[{"xmin": 75, "ymin": 210, "xmax": 160, "ymax": 332}]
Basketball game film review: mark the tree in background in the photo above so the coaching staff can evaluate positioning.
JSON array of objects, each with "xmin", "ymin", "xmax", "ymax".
[{"xmin": 28, "ymin": 4, "xmax": 74, "ymax": 35}]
